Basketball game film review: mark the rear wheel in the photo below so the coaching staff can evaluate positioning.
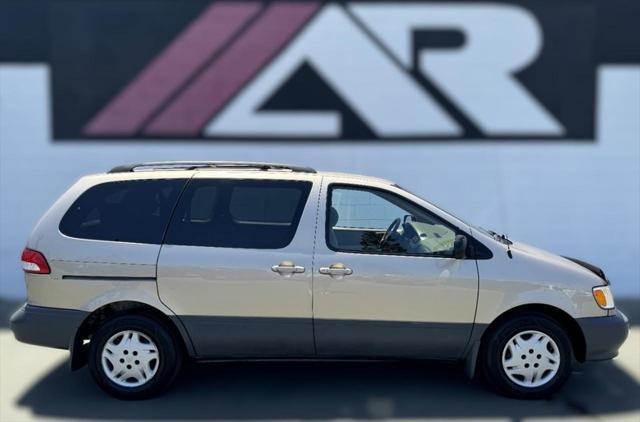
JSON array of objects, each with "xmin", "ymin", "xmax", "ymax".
[
  {"xmin": 88, "ymin": 314, "xmax": 182, "ymax": 400},
  {"xmin": 481, "ymin": 313, "xmax": 573, "ymax": 399}
]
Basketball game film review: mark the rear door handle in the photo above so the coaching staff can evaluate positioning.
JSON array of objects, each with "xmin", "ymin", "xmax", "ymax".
[
  {"xmin": 271, "ymin": 261, "xmax": 305, "ymax": 276},
  {"xmin": 319, "ymin": 263, "xmax": 353, "ymax": 278}
]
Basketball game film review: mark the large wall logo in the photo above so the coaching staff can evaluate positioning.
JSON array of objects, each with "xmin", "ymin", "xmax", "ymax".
[
  {"xmin": 1, "ymin": 0, "xmax": 638, "ymax": 140},
  {"xmin": 85, "ymin": 2, "xmax": 565, "ymax": 139}
]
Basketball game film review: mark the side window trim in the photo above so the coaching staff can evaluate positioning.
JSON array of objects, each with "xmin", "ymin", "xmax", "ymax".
[
  {"xmin": 325, "ymin": 183, "xmax": 467, "ymax": 259},
  {"xmin": 159, "ymin": 175, "xmax": 194, "ymax": 246}
]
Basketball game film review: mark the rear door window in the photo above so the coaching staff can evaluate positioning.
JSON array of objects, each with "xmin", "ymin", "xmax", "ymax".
[
  {"xmin": 165, "ymin": 179, "xmax": 311, "ymax": 249},
  {"xmin": 59, "ymin": 179, "xmax": 186, "ymax": 244}
]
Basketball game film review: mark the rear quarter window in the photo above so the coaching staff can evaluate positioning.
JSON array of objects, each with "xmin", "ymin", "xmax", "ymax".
[
  {"xmin": 59, "ymin": 179, "xmax": 186, "ymax": 244},
  {"xmin": 165, "ymin": 179, "xmax": 311, "ymax": 249}
]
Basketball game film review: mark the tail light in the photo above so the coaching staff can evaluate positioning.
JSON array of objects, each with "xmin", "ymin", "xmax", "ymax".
[{"xmin": 21, "ymin": 248, "xmax": 50, "ymax": 274}]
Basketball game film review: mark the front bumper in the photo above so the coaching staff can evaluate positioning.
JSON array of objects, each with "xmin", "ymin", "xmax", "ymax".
[
  {"xmin": 10, "ymin": 303, "xmax": 88, "ymax": 350},
  {"xmin": 577, "ymin": 310, "xmax": 629, "ymax": 361}
]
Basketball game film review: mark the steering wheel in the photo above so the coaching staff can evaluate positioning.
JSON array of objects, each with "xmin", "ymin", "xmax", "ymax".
[{"xmin": 379, "ymin": 218, "xmax": 402, "ymax": 248}]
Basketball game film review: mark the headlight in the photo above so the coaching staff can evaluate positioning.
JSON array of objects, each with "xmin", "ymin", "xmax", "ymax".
[{"xmin": 592, "ymin": 285, "xmax": 615, "ymax": 310}]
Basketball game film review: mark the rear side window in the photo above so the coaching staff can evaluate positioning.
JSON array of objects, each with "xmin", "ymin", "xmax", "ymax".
[
  {"xmin": 60, "ymin": 179, "xmax": 186, "ymax": 244},
  {"xmin": 165, "ymin": 179, "xmax": 311, "ymax": 249}
]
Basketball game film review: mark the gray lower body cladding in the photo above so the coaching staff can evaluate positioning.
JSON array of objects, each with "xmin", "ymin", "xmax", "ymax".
[
  {"xmin": 9, "ymin": 304, "xmax": 475, "ymax": 360},
  {"xmin": 314, "ymin": 319, "xmax": 474, "ymax": 359},
  {"xmin": 178, "ymin": 316, "xmax": 316, "ymax": 358},
  {"xmin": 177, "ymin": 316, "xmax": 475, "ymax": 360},
  {"xmin": 10, "ymin": 304, "xmax": 629, "ymax": 364},
  {"xmin": 576, "ymin": 311, "xmax": 629, "ymax": 360},
  {"xmin": 10, "ymin": 303, "xmax": 88, "ymax": 349}
]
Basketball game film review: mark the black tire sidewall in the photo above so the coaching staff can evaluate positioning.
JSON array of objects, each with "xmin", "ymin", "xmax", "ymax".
[
  {"xmin": 88, "ymin": 315, "xmax": 181, "ymax": 400},
  {"xmin": 483, "ymin": 313, "xmax": 573, "ymax": 399}
]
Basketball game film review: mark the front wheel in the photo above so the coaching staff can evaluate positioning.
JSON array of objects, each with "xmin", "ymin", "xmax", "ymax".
[
  {"xmin": 88, "ymin": 315, "xmax": 182, "ymax": 400},
  {"xmin": 481, "ymin": 313, "xmax": 573, "ymax": 399}
]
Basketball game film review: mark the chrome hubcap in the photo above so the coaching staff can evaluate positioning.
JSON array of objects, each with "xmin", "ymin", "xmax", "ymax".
[
  {"xmin": 501, "ymin": 330, "xmax": 560, "ymax": 388},
  {"xmin": 101, "ymin": 330, "xmax": 159, "ymax": 388}
]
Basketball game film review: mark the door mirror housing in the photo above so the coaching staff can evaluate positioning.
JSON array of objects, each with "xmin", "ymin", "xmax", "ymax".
[{"xmin": 453, "ymin": 235, "xmax": 468, "ymax": 259}]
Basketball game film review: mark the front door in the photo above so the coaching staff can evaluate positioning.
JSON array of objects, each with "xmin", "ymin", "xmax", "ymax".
[
  {"xmin": 313, "ymin": 179, "xmax": 479, "ymax": 359},
  {"xmin": 157, "ymin": 173, "xmax": 319, "ymax": 358}
]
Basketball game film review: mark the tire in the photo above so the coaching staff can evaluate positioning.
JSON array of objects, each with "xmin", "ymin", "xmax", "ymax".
[
  {"xmin": 88, "ymin": 314, "xmax": 182, "ymax": 400},
  {"xmin": 481, "ymin": 312, "xmax": 573, "ymax": 399}
]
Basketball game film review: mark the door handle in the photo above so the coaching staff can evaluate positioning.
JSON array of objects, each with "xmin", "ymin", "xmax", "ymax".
[
  {"xmin": 319, "ymin": 263, "xmax": 353, "ymax": 278},
  {"xmin": 271, "ymin": 261, "xmax": 305, "ymax": 276}
]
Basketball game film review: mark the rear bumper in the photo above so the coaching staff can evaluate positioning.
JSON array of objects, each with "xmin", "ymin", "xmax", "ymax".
[
  {"xmin": 577, "ymin": 310, "xmax": 629, "ymax": 361},
  {"xmin": 10, "ymin": 303, "xmax": 88, "ymax": 350}
]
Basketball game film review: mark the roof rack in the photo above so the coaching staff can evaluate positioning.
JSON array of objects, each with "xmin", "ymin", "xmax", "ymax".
[{"xmin": 108, "ymin": 161, "xmax": 317, "ymax": 174}]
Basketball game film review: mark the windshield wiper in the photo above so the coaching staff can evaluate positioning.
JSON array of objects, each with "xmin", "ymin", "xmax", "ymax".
[
  {"xmin": 489, "ymin": 231, "xmax": 514, "ymax": 258},
  {"xmin": 497, "ymin": 233, "xmax": 513, "ymax": 245},
  {"xmin": 487, "ymin": 230, "xmax": 513, "ymax": 246}
]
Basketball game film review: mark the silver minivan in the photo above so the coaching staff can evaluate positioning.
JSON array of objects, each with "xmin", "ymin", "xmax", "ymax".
[{"xmin": 11, "ymin": 161, "xmax": 628, "ymax": 400}]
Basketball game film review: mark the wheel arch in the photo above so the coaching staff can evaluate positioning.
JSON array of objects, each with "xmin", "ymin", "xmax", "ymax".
[
  {"xmin": 466, "ymin": 303, "xmax": 587, "ymax": 379},
  {"xmin": 70, "ymin": 301, "xmax": 195, "ymax": 370},
  {"xmin": 485, "ymin": 303, "xmax": 586, "ymax": 359}
]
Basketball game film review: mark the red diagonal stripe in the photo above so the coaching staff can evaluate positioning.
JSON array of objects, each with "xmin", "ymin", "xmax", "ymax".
[
  {"xmin": 83, "ymin": 2, "xmax": 262, "ymax": 136},
  {"xmin": 144, "ymin": 2, "xmax": 320, "ymax": 136}
]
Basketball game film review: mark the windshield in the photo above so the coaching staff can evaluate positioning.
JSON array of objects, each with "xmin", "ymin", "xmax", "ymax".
[{"xmin": 393, "ymin": 184, "xmax": 510, "ymax": 244}]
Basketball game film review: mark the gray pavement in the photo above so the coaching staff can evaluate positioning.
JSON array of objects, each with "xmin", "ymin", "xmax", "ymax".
[{"xmin": 1, "ymin": 300, "xmax": 639, "ymax": 422}]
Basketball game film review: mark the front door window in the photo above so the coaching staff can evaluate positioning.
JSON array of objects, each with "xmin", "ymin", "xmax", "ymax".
[{"xmin": 327, "ymin": 185, "xmax": 457, "ymax": 256}]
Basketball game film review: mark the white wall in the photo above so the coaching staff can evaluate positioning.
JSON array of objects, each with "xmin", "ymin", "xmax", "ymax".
[{"xmin": 1, "ymin": 63, "xmax": 639, "ymax": 299}]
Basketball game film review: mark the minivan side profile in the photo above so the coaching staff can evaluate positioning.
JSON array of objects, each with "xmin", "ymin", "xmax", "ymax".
[{"xmin": 11, "ymin": 161, "xmax": 629, "ymax": 400}]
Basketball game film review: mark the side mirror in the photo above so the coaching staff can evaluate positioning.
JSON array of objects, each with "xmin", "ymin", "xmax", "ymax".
[{"xmin": 453, "ymin": 235, "xmax": 468, "ymax": 259}]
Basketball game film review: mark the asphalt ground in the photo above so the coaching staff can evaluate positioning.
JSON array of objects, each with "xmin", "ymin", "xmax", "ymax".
[{"xmin": 1, "ymin": 300, "xmax": 638, "ymax": 422}]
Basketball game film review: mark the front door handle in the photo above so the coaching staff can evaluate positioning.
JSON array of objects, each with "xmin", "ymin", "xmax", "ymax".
[
  {"xmin": 271, "ymin": 261, "xmax": 305, "ymax": 276},
  {"xmin": 319, "ymin": 263, "xmax": 353, "ymax": 278}
]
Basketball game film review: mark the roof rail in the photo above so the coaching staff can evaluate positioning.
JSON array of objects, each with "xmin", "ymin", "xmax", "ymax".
[{"xmin": 108, "ymin": 161, "xmax": 317, "ymax": 174}]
